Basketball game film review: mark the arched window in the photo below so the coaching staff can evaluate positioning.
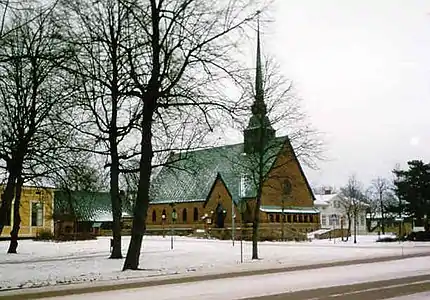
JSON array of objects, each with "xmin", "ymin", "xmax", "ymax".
[
  {"xmin": 182, "ymin": 208, "xmax": 187, "ymax": 223},
  {"xmin": 152, "ymin": 210, "xmax": 156, "ymax": 223},
  {"xmin": 193, "ymin": 207, "xmax": 199, "ymax": 222}
]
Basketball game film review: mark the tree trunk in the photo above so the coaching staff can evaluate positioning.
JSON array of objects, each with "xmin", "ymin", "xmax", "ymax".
[
  {"xmin": 0, "ymin": 169, "xmax": 18, "ymax": 236},
  {"xmin": 346, "ymin": 215, "xmax": 352, "ymax": 241},
  {"xmin": 8, "ymin": 177, "xmax": 23, "ymax": 254},
  {"xmin": 109, "ymin": 150, "xmax": 123, "ymax": 259},
  {"xmin": 123, "ymin": 111, "xmax": 153, "ymax": 270},
  {"xmin": 108, "ymin": 12, "xmax": 123, "ymax": 259},
  {"xmin": 252, "ymin": 187, "xmax": 262, "ymax": 260}
]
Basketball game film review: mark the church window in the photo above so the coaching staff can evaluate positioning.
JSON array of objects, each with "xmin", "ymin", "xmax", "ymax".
[
  {"xmin": 240, "ymin": 175, "xmax": 252, "ymax": 197},
  {"xmin": 182, "ymin": 208, "xmax": 187, "ymax": 223},
  {"xmin": 193, "ymin": 207, "xmax": 199, "ymax": 222}
]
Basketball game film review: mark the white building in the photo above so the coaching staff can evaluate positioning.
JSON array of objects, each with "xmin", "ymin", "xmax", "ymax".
[{"xmin": 314, "ymin": 191, "xmax": 368, "ymax": 235}]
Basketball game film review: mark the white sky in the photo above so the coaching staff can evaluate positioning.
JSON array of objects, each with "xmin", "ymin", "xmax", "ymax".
[{"xmin": 261, "ymin": 0, "xmax": 430, "ymax": 188}]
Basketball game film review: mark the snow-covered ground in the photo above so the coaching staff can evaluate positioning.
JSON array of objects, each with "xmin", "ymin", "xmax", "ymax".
[
  {"xmin": 0, "ymin": 234, "xmax": 429, "ymax": 291},
  {"xmin": 38, "ymin": 256, "xmax": 430, "ymax": 300}
]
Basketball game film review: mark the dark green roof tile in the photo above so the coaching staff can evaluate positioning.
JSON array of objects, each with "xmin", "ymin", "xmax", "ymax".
[{"xmin": 150, "ymin": 137, "xmax": 288, "ymax": 205}]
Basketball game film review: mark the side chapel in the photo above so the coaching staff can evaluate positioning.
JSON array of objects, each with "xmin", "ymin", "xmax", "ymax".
[{"xmin": 147, "ymin": 25, "xmax": 319, "ymax": 235}]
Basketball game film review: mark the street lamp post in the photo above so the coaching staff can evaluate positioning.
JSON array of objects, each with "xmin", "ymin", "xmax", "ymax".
[
  {"xmin": 282, "ymin": 179, "xmax": 292, "ymax": 242},
  {"xmin": 232, "ymin": 199, "xmax": 235, "ymax": 246},
  {"xmin": 170, "ymin": 206, "xmax": 177, "ymax": 250},
  {"xmin": 162, "ymin": 214, "xmax": 166, "ymax": 238}
]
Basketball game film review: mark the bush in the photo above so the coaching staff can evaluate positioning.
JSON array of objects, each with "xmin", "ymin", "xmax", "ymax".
[
  {"xmin": 34, "ymin": 229, "xmax": 54, "ymax": 241},
  {"xmin": 406, "ymin": 231, "xmax": 430, "ymax": 242},
  {"xmin": 55, "ymin": 232, "xmax": 97, "ymax": 241},
  {"xmin": 376, "ymin": 237, "xmax": 398, "ymax": 243}
]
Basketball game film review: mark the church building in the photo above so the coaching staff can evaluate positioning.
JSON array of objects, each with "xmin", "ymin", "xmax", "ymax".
[{"xmin": 147, "ymin": 26, "xmax": 319, "ymax": 237}]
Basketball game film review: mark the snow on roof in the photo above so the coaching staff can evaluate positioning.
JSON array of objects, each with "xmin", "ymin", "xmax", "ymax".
[
  {"xmin": 313, "ymin": 193, "xmax": 339, "ymax": 206},
  {"xmin": 90, "ymin": 211, "xmax": 131, "ymax": 222}
]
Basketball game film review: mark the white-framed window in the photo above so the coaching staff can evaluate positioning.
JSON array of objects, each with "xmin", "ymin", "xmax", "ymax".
[
  {"xmin": 240, "ymin": 175, "xmax": 252, "ymax": 197},
  {"xmin": 31, "ymin": 202, "xmax": 43, "ymax": 227},
  {"xmin": 333, "ymin": 200, "xmax": 340, "ymax": 208},
  {"xmin": 321, "ymin": 214, "xmax": 327, "ymax": 226}
]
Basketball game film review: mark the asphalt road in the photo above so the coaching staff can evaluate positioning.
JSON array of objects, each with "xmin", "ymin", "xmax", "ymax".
[
  {"xmin": 2, "ymin": 254, "xmax": 430, "ymax": 300},
  {"xmin": 248, "ymin": 274, "xmax": 430, "ymax": 300}
]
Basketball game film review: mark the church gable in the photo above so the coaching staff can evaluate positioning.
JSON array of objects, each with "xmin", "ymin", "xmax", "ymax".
[
  {"xmin": 262, "ymin": 137, "xmax": 315, "ymax": 208},
  {"xmin": 203, "ymin": 174, "xmax": 240, "ymax": 225}
]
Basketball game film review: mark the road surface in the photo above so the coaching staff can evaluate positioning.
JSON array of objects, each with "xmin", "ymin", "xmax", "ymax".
[
  {"xmin": 1, "ymin": 256, "xmax": 430, "ymax": 299},
  {"xmin": 29, "ymin": 256, "xmax": 430, "ymax": 300}
]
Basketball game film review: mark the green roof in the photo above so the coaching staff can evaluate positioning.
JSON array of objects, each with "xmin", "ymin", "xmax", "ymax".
[
  {"xmin": 149, "ymin": 137, "xmax": 288, "ymax": 205},
  {"xmin": 54, "ymin": 190, "xmax": 111, "ymax": 221}
]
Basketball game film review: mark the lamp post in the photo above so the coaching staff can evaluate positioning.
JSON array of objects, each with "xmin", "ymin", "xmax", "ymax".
[
  {"xmin": 282, "ymin": 180, "xmax": 292, "ymax": 242},
  {"xmin": 232, "ymin": 199, "xmax": 235, "ymax": 247},
  {"xmin": 162, "ymin": 213, "xmax": 166, "ymax": 238},
  {"xmin": 170, "ymin": 205, "xmax": 177, "ymax": 250}
]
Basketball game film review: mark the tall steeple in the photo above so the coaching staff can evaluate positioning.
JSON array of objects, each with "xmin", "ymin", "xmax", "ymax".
[
  {"xmin": 255, "ymin": 19, "xmax": 264, "ymax": 106},
  {"xmin": 243, "ymin": 15, "xmax": 275, "ymax": 154}
]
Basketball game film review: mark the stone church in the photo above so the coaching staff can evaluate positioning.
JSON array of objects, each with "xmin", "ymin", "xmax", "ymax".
[{"xmin": 147, "ymin": 27, "xmax": 319, "ymax": 236}]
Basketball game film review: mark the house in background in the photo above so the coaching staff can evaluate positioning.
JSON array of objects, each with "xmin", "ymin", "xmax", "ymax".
[
  {"xmin": 314, "ymin": 189, "xmax": 368, "ymax": 235},
  {"xmin": 0, "ymin": 185, "xmax": 54, "ymax": 238},
  {"xmin": 54, "ymin": 190, "xmax": 131, "ymax": 237}
]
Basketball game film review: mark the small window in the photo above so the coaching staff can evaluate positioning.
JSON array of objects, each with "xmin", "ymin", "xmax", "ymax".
[
  {"xmin": 240, "ymin": 175, "xmax": 252, "ymax": 197},
  {"xmin": 162, "ymin": 209, "xmax": 166, "ymax": 222},
  {"xmin": 321, "ymin": 215, "xmax": 327, "ymax": 226},
  {"xmin": 152, "ymin": 210, "xmax": 156, "ymax": 223},
  {"xmin": 269, "ymin": 214, "xmax": 274, "ymax": 222},
  {"xmin": 275, "ymin": 214, "xmax": 280, "ymax": 223},
  {"xmin": 287, "ymin": 215, "xmax": 292, "ymax": 223},
  {"xmin": 31, "ymin": 202, "xmax": 43, "ymax": 227},
  {"xmin": 182, "ymin": 208, "xmax": 187, "ymax": 223},
  {"xmin": 360, "ymin": 215, "xmax": 365, "ymax": 226},
  {"xmin": 193, "ymin": 207, "xmax": 199, "ymax": 222},
  {"xmin": 293, "ymin": 215, "xmax": 298, "ymax": 222}
]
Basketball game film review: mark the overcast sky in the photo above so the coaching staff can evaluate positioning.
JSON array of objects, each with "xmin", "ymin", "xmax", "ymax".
[{"xmin": 256, "ymin": 0, "xmax": 430, "ymax": 189}]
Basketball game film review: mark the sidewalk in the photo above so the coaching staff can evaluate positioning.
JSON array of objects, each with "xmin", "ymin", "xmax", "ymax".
[{"xmin": 1, "ymin": 251, "xmax": 430, "ymax": 300}]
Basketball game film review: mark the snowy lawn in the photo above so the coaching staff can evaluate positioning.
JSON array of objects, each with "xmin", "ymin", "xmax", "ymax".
[{"xmin": 0, "ymin": 234, "xmax": 429, "ymax": 291}]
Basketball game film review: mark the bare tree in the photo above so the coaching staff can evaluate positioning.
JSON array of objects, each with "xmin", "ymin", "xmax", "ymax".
[
  {"xmin": 230, "ymin": 48, "xmax": 323, "ymax": 258},
  {"xmin": 0, "ymin": 3, "xmax": 73, "ymax": 252},
  {"xmin": 119, "ymin": 0, "xmax": 264, "ymax": 270},
  {"xmin": 340, "ymin": 175, "xmax": 366, "ymax": 244},
  {"xmin": 59, "ymin": 0, "xmax": 142, "ymax": 259},
  {"xmin": 368, "ymin": 177, "xmax": 391, "ymax": 234}
]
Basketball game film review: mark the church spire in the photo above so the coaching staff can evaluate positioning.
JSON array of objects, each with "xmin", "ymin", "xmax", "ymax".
[
  {"xmin": 243, "ymin": 14, "xmax": 276, "ymax": 154},
  {"xmin": 255, "ymin": 15, "xmax": 264, "ymax": 105}
]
